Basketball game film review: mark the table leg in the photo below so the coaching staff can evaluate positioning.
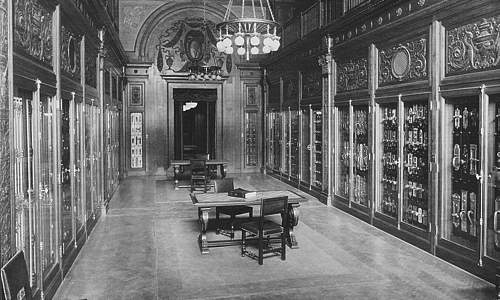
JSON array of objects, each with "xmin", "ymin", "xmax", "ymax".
[
  {"xmin": 174, "ymin": 165, "xmax": 180, "ymax": 190},
  {"xmin": 286, "ymin": 204, "xmax": 300, "ymax": 248},
  {"xmin": 198, "ymin": 207, "xmax": 210, "ymax": 254},
  {"xmin": 220, "ymin": 164, "xmax": 227, "ymax": 179}
]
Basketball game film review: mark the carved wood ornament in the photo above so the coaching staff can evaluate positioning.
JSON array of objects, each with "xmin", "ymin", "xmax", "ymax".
[
  {"xmin": 337, "ymin": 57, "xmax": 368, "ymax": 92},
  {"xmin": 61, "ymin": 26, "xmax": 81, "ymax": 80},
  {"xmin": 14, "ymin": 0, "xmax": 53, "ymax": 66},
  {"xmin": 447, "ymin": 16, "xmax": 500, "ymax": 75},
  {"xmin": 156, "ymin": 17, "xmax": 231, "ymax": 75},
  {"xmin": 379, "ymin": 38, "xmax": 427, "ymax": 86}
]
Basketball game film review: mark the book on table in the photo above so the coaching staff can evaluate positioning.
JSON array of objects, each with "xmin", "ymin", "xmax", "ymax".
[{"xmin": 227, "ymin": 188, "xmax": 257, "ymax": 199}]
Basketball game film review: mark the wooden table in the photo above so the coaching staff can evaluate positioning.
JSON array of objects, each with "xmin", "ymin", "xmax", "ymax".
[
  {"xmin": 171, "ymin": 160, "xmax": 229, "ymax": 190},
  {"xmin": 191, "ymin": 190, "xmax": 302, "ymax": 254}
]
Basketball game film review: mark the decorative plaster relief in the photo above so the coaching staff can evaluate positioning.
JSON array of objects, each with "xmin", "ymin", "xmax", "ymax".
[
  {"xmin": 447, "ymin": 16, "xmax": 500, "ymax": 75},
  {"xmin": 337, "ymin": 57, "xmax": 368, "ymax": 92},
  {"xmin": 14, "ymin": 0, "xmax": 53, "ymax": 66},
  {"xmin": 379, "ymin": 37, "xmax": 427, "ymax": 86},
  {"xmin": 156, "ymin": 17, "xmax": 230, "ymax": 75},
  {"xmin": 120, "ymin": 4, "xmax": 157, "ymax": 51}
]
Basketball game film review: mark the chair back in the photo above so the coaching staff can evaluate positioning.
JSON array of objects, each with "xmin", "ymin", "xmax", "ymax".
[
  {"xmin": 190, "ymin": 159, "xmax": 207, "ymax": 174},
  {"xmin": 261, "ymin": 196, "xmax": 288, "ymax": 217},
  {"xmin": 1, "ymin": 251, "xmax": 32, "ymax": 300},
  {"xmin": 214, "ymin": 178, "xmax": 234, "ymax": 193}
]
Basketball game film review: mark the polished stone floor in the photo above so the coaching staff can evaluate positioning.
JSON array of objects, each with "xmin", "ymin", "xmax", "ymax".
[{"xmin": 54, "ymin": 174, "xmax": 495, "ymax": 299}]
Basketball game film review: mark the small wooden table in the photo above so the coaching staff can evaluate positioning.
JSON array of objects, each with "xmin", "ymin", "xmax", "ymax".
[
  {"xmin": 171, "ymin": 160, "xmax": 229, "ymax": 190},
  {"xmin": 191, "ymin": 190, "xmax": 302, "ymax": 254}
]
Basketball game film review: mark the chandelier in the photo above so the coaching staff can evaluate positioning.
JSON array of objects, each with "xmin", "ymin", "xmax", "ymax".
[{"xmin": 216, "ymin": 0, "xmax": 281, "ymax": 60}]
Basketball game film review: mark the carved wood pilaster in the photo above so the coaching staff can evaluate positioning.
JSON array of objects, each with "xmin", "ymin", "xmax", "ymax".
[{"xmin": 0, "ymin": 0, "xmax": 11, "ymax": 265}]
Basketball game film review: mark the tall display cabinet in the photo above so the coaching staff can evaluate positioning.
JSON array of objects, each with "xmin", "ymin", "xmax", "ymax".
[{"xmin": 9, "ymin": 1, "xmax": 125, "ymax": 298}]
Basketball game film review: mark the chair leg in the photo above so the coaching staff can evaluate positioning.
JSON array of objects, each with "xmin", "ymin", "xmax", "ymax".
[
  {"xmin": 258, "ymin": 234, "xmax": 263, "ymax": 265},
  {"xmin": 241, "ymin": 231, "xmax": 246, "ymax": 257},
  {"xmin": 281, "ymin": 232, "xmax": 286, "ymax": 261},
  {"xmin": 215, "ymin": 209, "xmax": 220, "ymax": 234},
  {"xmin": 230, "ymin": 215, "xmax": 235, "ymax": 239}
]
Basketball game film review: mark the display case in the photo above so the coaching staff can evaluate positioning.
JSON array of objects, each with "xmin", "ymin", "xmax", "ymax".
[
  {"xmin": 402, "ymin": 101, "xmax": 429, "ymax": 230},
  {"xmin": 272, "ymin": 112, "xmax": 282, "ymax": 172},
  {"xmin": 283, "ymin": 110, "xmax": 291, "ymax": 175},
  {"xmin": 312, "ymin": 108, "xmax": 323, "ymax": 189},
  {"xmin": 301, "ymin": 107, "xmax": 311, "ymax": 184},
  {"xmin": 353, "ymin": 105, "xmax": 369, "ymax": 206},
  {"xmin": 245, "ymin": 111, "xmax": 258, "ymax": 167},
  {"xmin": 61, "ymin": 100, "xmax": 73, "ymax": 255},
  {"xmin": 441, "ymin": 96, "xmax": 480, "ymax": 251},
  {"xmin": 335, "ymin": 105, "xmax": 351, "ymax": 201},
  {"xmin": 290, "ymin": 109, "xmax": 300, "ymax": 179},
  {"xmin": 74, "ymin": 101, "xmax": 84, "ymax": 236},
  {"xmin": 376, "ymin": 103, "xmax": 399, "ymax": 219}
]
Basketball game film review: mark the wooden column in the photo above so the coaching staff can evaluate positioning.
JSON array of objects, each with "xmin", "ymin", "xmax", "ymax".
[{"xmin": 0, "ymin": 0, "xmax": 11, "ymax": 265}]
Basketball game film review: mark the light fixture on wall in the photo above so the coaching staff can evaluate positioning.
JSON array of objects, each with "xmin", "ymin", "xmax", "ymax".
[{"xmin": 216, "ymin": 0, "xmax": 281, "ymax": 60}]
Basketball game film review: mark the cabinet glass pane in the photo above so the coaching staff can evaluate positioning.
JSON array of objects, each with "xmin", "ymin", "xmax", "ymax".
[
  {"xmin": 336, "ymin": 106, "xmax": 350, "ymax": 199},
  {"xmin": 284, "ymin": 111, "xmax": 290, "ymax": 175},
  {"xmin": 85, "ymin": 104, "xmax": 93, "ymax": 220},
  {"xmin": 266, "ymin": 114, "xmax": 273, "ymax": 168},
  {"xmin": 290, "ymin": 110, "xmax": 300, "ymax": 179},
  {"xmin": 93, "ymin": 107, "xmax": 101, "ymax": 214},
  {"xmin": 312, "ymin": 109, "xmax": 323, "ymax": 189},
  {"xmin": 486, "ymin": 95, "xmax": 500, "ymax": 260},
  {"xmin": 402, "ymin": 102, "xmax": 429, "ymax": 230},
  {"xmin": 353, "ymin": 106, "xmax": 369, "ymax": 206},
  {"xmin": 442, "ymin": 97, "xmax": 479, "ymax": 250},
  {"xmin": 61, "ymin": 100, "xmax": 73, "ymax": 252},
  {"xmin": 377, "ymin": 103, "xmax": 398, "ymax": 218},
  {"xmin": 272, "ymin": 113, "xmax": 281, "ymax": 171},
  {"xmin": 301, "ymin": 108, "xmax": 310, "ymax": 184},
  {"xmin": 39, "ymin": 97, "xmax": 57, "ymax": 276},
  {"xmin": 245, "ymin": 111, "xmax": 258, "ymax": 166},
  {"xmin": 74, "ymin": 102, "xmax": 84, "ymax": 233}
]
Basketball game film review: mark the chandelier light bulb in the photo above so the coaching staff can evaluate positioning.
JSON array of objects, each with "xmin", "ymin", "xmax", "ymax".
[
  {"xmin": 237, "ymin": 47, "xmax": 246, "ymax": 56},
  {"xmin": 223, "ymin": 37, "xmax": 232, "ymax": 48},
  {"xmin": 271, "ymin": 38, "xmax": 280, "ymax": 51},
  {"xmin": 250, "ymin": 47, "xmax": 259, "ymax": 55},
  {"xmin": 263, "ymin": 36, "xmax": 273, "ymax": 47},
  {"xmin": 224, "ymin": 47, "xmax": 234, "ymax": 55},
  {"xmin": 262, "ymin": 45, "xmax": 271, "ymax": 54},
  {"xmin": 250, "ymin": 36, "xmax": 260, "ymax": 46},
  {"xmin": 216, "ymin": 75, "xmax": 222, "ymax": 80},
  {"xmin": 234, "ymin": 35, "xmax": 245, "ymax": 46},
  {"xmin": 216, "ymin": 40, "xmax": 225, "ymax": 52}
]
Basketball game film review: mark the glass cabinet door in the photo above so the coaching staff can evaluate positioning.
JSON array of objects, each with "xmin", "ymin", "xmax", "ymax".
[
  {"xmin": 441, "ymin": 96, "xmax": 479, "ymax": 250},
  {"xmin": 353, "ymin": 105, "xmax": 369, "ymax": 206},
  {"xmin": 245, "ymin": 111, "xmax": 258, "ymax": 167},
  {"xmin": 272, "ymin": 112, "xmax": 281, "ymax": 172},
  {"xmin": 486, "ymin": 94, "xmax": 500, "ymax": 261},
  {"xmin": 376, "ymin": 103, "xmax": 399, "ymax": 218},
  {"xmin": 335, "ymin": 105, "xmax": 350, "ymax": 201},
  {"xmin": 93, "ymin": 107, "xmax": 101, "ymax": 216},
  {"xmin": 312, "ymin": 109, "xmax": 323, "ymax": 189},
  {"xmin": 403, "ymin": 101, "xmax": 429, "ymax": 230},
  {"xmin": 61, "ymin": 100, "xmax": 73, "ymax": 254},
  {"xmin": 85, "ymin": 104, "xmax": 93, "ymax": 222},
  {"xmin": 283, "ymin": 110, "xmax": 290, "ymax": 175},
  {"xmin": 38, "ymin": 97, "xmax": 58, "ymax": 278},
  {"xmin": 74, "ymin": 102, "xmax": 84, "ymax": 234},
  {"xmin": 301, "ymin": 107, "xmax": 311, "ymax": 184},
  {"xmin": 265, "ymin": 113, "xmax": 273, "ymax": 169},
  {"xmin": 290, "ymin": 110, "xmax": 300, "ymax": 179}
]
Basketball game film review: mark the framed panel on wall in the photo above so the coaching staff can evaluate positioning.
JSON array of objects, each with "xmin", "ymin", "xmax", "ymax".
[
  {"xmin": 129, "ymin": 83, "xmax": 144, "ymax": 107},
  {"xmin": 130, "ymin": 112, "xmax": 144, "ymax": 169},
  {"xmin": 246, "ymin": 85, "xmax": 258, "ymax": 106}
]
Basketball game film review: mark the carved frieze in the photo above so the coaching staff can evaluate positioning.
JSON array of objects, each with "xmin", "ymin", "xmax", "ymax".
[
  {"xmin": 85, "ymin": 43, "xmax": 97, "ymax": 88},
  {"xmin": 447, "ymin": 16, "xmax": 500, "ymax": 75},
  {"xmin": 61, "ymin": 26, "xmax": 81, "ymax": 80},
  {"xmin": 302, "ymin": 67, "xmax": 322, "ymax": 99},
  {"xmin": 379, "ymin": 37, "xmax": 427, "ymax": 86},
  {"xmin": 337, "ymin": 57, "xmax": 368, "ymax": 92},
  {"xmin": 156, "ymin": 17, "xmax": 231, "ymax": 76},
  {"xmin": 14, "ymin": 0, "xmax": 53, "ymax": 66}
]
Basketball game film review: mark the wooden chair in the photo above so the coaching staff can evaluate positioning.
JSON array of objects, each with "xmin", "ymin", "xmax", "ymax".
[
  {"xmin": 190, "ymin": 159, "xmax": 209, "ymax": 192},
  {"xmin": 1, "ymin": 250, "xmax": 32, "ymax": 300},
  {"xmin": 240, "ymin": 196, "xmax": 288, "ymax": 265},
  {"xmin": 214, "ymin": 178, "xmax": 253, "ymax": 239}
]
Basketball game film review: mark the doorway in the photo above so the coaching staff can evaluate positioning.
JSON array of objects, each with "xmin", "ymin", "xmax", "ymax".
[{"xmin": 174, "ymin": 88, "xmax": 217, "ymax": 159}]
